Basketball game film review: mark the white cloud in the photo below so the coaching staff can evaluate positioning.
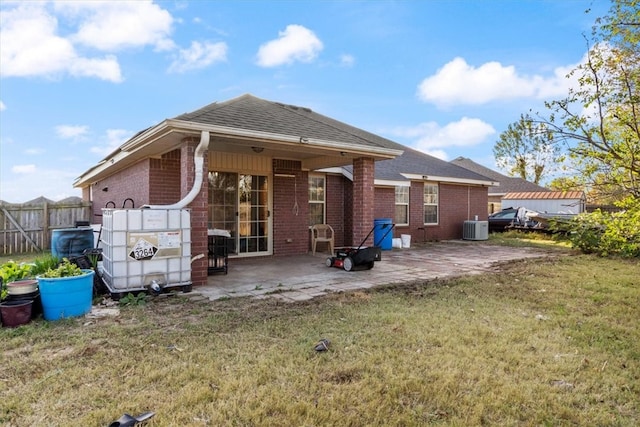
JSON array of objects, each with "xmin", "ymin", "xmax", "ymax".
[
  {"xmin": 90, "ymin": 129, "xmax": 133, "ymax": 156},
  {"xmin": 168, "ymin": 41, "xmax": 228, "ymax": 73},
  {"xmin": 1, "ymin": 165, "xmax": 82, "ymax": 203},
  {"xmin": 56, "ymin": 0, "xmax": 175, "ymax": 52},
  {"xmin": 423, "ymin": 149, "xmax": 449, "ymax": 160},
  {"xmin": 389, "ymin": 117, "xmax": 496, "ymax": 157},
  {"xmin": 340, "ymin": 54, "xmax": 355, "ymax": 67},
  {"xmin": 24, "ymin": 148, "xmax": 45, "ymax": 155},
  {"xmin": 12, "ymin": 164, "xmax": 36, "ymax": 174},
  {"xmin": 56, "ymin": 125, "xmax": 89, "ymax": 140},
  {"xmin": 0, "ymin": 100, "xmax": 5, "ymax": 111},
  {"xmin": 0, "ymin": 2, "xmax": 123, "ymax": 82},
  {"xmin": 69, "ymin": 55, "xmax": 123, "ymax": 81},
  {"xmin": 417, "ymin": 57, "xmax": 577, "ymax": 108},
  {"xmin": 256, "ymin": 24, "xmax": 323, "ymax": 67}
]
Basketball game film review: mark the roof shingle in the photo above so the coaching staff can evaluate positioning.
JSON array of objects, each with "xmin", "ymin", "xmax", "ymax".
[{"xmin": 174, "ymin": 94, "xmax": 399, "ymax": 151}]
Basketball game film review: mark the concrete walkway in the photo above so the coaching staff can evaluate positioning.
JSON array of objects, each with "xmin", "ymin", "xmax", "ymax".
[{"xmin": 193, "ymin": 240, "xmax": 552, "ymax": 303}]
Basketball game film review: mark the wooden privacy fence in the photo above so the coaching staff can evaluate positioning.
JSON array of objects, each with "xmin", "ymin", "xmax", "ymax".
[{"xmin": 0, "ymin": 197, "xmax": 92, "ymax": 256}]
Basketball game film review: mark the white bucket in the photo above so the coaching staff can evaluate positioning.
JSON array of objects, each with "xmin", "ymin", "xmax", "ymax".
[
  {"xmin": 401, "ymin": 234, "xmax": 411, "ymax": 248},
  {"xmin": 392, "ymin": 238, "xmax": 402, "ymax": 248}
]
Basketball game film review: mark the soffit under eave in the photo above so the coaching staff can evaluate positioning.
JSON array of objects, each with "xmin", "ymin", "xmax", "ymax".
[{"xmin": 76, "ymin": 122, "xmax": 402, "ymax": 187}]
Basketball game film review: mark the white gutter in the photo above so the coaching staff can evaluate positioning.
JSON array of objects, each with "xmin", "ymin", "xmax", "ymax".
[
  {"xmin": 76, "ymin": 118, "xmax": 404, "ymax": 188},
  {"xmin": 143, "ymin": 130, "xmax": 210, "ymax": 209},
  {"xmin": 401, "ymin": 173, "xmax": 497, "ymax": 187},
  {"xmin": 374, "ymin": 179, "xmax": 410, "ymax": 187}
]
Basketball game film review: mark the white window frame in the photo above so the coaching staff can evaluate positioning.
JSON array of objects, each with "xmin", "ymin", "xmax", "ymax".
[
  {"xmin": 423, "ymin": 182, "xmax": 439, "ymax": 225},
  {"xmin": 394, "ymin": 185, "xmax": 409, "ymax": 226},
  {"xmin": 309, "ymin": 174, "xmax": 326, "ymax": 227}
]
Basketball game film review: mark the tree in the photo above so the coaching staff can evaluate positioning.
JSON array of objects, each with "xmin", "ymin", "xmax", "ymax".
[
  {"xmin": 493, "ymin": 114, "xmax": 562, "ymax": 185},
  {"xmin": 548, "ymin": 176, "xmax": 584, "ymax": 193},
  {"xmin": 542, "ymin": 0, "xmax": 640, "ymax": 199}
]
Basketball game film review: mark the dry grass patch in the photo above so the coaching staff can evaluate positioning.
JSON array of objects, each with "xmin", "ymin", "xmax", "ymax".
[{"xmin": 1, "ymin": 254, "xmax": 638, "ymax": 426}]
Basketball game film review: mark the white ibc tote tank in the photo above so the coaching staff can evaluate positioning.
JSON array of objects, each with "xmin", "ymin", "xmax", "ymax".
[{"xmin": 101, "ymin": 208, "xmax": 192, "ymax": 296}]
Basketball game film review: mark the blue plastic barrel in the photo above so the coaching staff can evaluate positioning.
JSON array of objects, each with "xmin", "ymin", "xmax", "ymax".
[
  {"xmin": 51, "ymin": 228, "xmax": 94, "ymax": 259},
  {"xmin": 373, "ymin": 218, "xmax": 393, "ymax": 250}
]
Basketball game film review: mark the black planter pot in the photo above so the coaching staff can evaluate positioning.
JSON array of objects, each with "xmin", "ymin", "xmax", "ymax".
[{"xmin": 5, "ymin": 291, "xmax": 42, "ymax": 319}]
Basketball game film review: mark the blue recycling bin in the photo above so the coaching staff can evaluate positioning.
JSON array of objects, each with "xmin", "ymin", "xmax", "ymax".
[{"xmin": 374, "ymin": 218, "xmax": 393, "ymax": 250}]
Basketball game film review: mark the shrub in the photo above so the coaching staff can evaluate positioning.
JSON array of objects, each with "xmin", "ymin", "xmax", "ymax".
[
  {"xmin": 39, "ymin": 258, "xmax": 84, "ymax": 278},
  {"xmin": 560, "ymin": 196, "xmax": 640, "ymax": 257}
]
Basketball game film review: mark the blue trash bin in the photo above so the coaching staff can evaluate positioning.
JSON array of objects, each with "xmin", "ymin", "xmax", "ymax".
[{"xmin": 373, "ymin": 218, "xmax": 393, "ymax": 250}]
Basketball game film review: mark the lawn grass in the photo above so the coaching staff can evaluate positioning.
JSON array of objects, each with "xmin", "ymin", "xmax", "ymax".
[{"xmin": 1, "ymin": 252, "xmax": 638, "ymax": 426}]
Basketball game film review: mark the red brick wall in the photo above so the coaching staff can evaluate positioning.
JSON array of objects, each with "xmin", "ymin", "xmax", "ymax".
[
  {"xmin": 394, "ymin": 182, "xmax": 488, "ymax": 242},
  {"xmin": 374, "ymin": 187, "xmax": 395, "ymax": 232},
  {"xmin": 326, "ymin": 174, "xmax": 346, "ymax": 247},
  {"xmin": 85, "ymin": 150, "xmax": 182, "ymax": 223},
  {"xmin": 343, "ymin": 177, "xmax": 353, "ymax": 246},
  {"xmin": 273, "ymin": 170, "xmax": 309, "ymax": 256},
  {"xmin": 437, "ymin": 183, "xmax": 487, "ymax": 240},
  {"xmin": 149, "ymin": 149, "xmax": 181, "ymax": 205},
  {"xmin": 181, "ymin": 139, "xmax": 208, "ymax": 287},
  {"xmin": 352, "ymin": 157, "xmax": 375, "ymax": 246},
  {"xmin": 88, "ymin": 159, "xmax": 151, "ymax": 222}
]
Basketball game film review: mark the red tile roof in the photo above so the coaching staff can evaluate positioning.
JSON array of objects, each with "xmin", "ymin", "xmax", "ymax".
[{"xmin": 503, "ymin": 191, "xmax": 585, "ymax": 200}]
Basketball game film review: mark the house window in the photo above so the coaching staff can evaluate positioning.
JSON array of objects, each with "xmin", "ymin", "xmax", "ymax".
[
  {"xmin": 309, "ymin": 175, "xmax": 325, "ymax": 226},
  {"xmin": 423, "ymin": 183, "xmax": 438, "ymax": 224},
  {"xmin": 395, "ymin": 186, "xmax": 409, "ymax": 225}
]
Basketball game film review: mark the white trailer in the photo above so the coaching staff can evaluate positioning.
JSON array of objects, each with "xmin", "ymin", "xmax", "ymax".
[{"xmin": 501, "ymin": 191, "xmax": 586, "ymax": 214}]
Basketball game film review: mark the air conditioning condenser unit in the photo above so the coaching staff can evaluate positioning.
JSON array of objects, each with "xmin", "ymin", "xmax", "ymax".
[{"xmin": 463, "ymin": 220, "xmax": 488, "ymax": 241}]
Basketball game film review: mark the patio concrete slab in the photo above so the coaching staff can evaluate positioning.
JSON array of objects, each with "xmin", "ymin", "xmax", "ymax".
[{"xmin": 194, "ymin": 240, "xmax": 553, "ymax": 302}]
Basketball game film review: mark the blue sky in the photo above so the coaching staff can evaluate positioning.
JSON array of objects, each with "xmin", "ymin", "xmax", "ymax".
[{"xmin": 0, "ymin": 0, "xmax": 609, "ymax": 203}]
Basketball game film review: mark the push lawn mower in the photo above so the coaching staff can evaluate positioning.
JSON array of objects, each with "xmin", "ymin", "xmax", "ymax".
[{"xmin": 326, "ymin": 222, "xmax": 395, "ymax": 271}]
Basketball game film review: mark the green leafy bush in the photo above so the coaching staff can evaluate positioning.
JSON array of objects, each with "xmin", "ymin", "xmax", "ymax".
[
  {"xmin": 0, "ymin": 260, "xmax": 34, "ymax": 300},
  {"xmin": 40, "ymin": 258, "xmax": 85, "ymax": 278},
  {"xmin": 560, "ymin": 196, "xmax": 640, "ymax": 257}
]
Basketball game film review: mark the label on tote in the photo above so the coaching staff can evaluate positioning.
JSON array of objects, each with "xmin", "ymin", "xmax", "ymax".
[{"xmin": 129, "ymin": 238, "xmax": 158, "ymax": 261}]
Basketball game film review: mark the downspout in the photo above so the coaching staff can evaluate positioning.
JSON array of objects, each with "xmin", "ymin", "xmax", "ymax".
[{"xmin": 143, "ymin": 130, "xmax": 210, "ymax": 209}]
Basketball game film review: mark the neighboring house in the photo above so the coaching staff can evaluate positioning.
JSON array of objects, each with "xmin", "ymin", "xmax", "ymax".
[
  {"xmin": 74, "ymin": 94, "xmax": 494, "ymax": 286},
  {"xmin": 450, "ymin": 157, "xmax": 550, "ymax": 213},
  {"xmin": 501, "ymin": 191, "xmax": 586, "ymax": 214}
]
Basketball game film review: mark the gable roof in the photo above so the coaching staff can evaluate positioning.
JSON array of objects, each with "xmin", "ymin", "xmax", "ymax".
[
  {"xmin": 174, "ymin": 94, "xmax": 402, "ymax": 153},
  {"xmin": 372, "ymin": 146, "xmax": 496, "ymax": 185},
  {"xmin": 334, "ymin": 145, "xmax": 496, "ymax": 186},
  {"xmin": 450, "ymin": 157, "xmax": 550, "ymax": 195},
  {"xmin": 75, "ymin": 94, "xmax": 403, "ymax": 187}
]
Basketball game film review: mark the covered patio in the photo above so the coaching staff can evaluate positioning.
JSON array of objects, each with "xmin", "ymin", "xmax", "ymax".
[{"xmin": 195, "ymin": 241, "xmax": 551, "ymax": 302}]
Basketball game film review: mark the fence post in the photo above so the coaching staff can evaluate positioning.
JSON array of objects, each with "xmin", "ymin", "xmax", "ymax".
[{"xmin": 43, "ymin": 201, "xmax": 50, "ymax": 251}]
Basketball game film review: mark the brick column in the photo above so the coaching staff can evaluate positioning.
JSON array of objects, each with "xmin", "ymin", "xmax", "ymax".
[
  {"xmin": 181, "ymin": 137, "xmax": 208, "ymax": 287},
  {"xmin": 352, "ymin": 157, "xmax": 375, "ymax": 246}
]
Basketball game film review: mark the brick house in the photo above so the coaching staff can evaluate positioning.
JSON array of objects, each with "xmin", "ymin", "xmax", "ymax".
[{"xmin": 74, "ymin": 94, "xmax": 494, "ymax": 286}]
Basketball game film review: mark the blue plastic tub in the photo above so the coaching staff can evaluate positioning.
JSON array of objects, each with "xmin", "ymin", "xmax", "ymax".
[
  {"xmin": 37, "ymin": 270, "xmax": 94, "ymax": 321},
  {"xmin": 373, "ymin": 218, "xmax": 393, "ymax": 250},
  {"xmin": 51, "ymin": 228, "xmax": 94, "ymax": 259}
]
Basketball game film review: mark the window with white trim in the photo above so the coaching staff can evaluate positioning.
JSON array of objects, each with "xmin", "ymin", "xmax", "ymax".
[
  {"xmin": 395, "ymin": 186, "xmax": 409, "ymax": 225},
  {"xmin": 309, "ymin": 175, "xmax": 325, "ymax": 226},
  {"xmin": 423, "ymin": 183, "xmax": 438, "ymax": 224}
]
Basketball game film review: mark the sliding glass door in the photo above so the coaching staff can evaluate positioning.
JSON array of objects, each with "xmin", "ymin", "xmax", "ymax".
[{"xmin": 208, "ymin": 172, "xmax": 270, "ymax": 256}]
